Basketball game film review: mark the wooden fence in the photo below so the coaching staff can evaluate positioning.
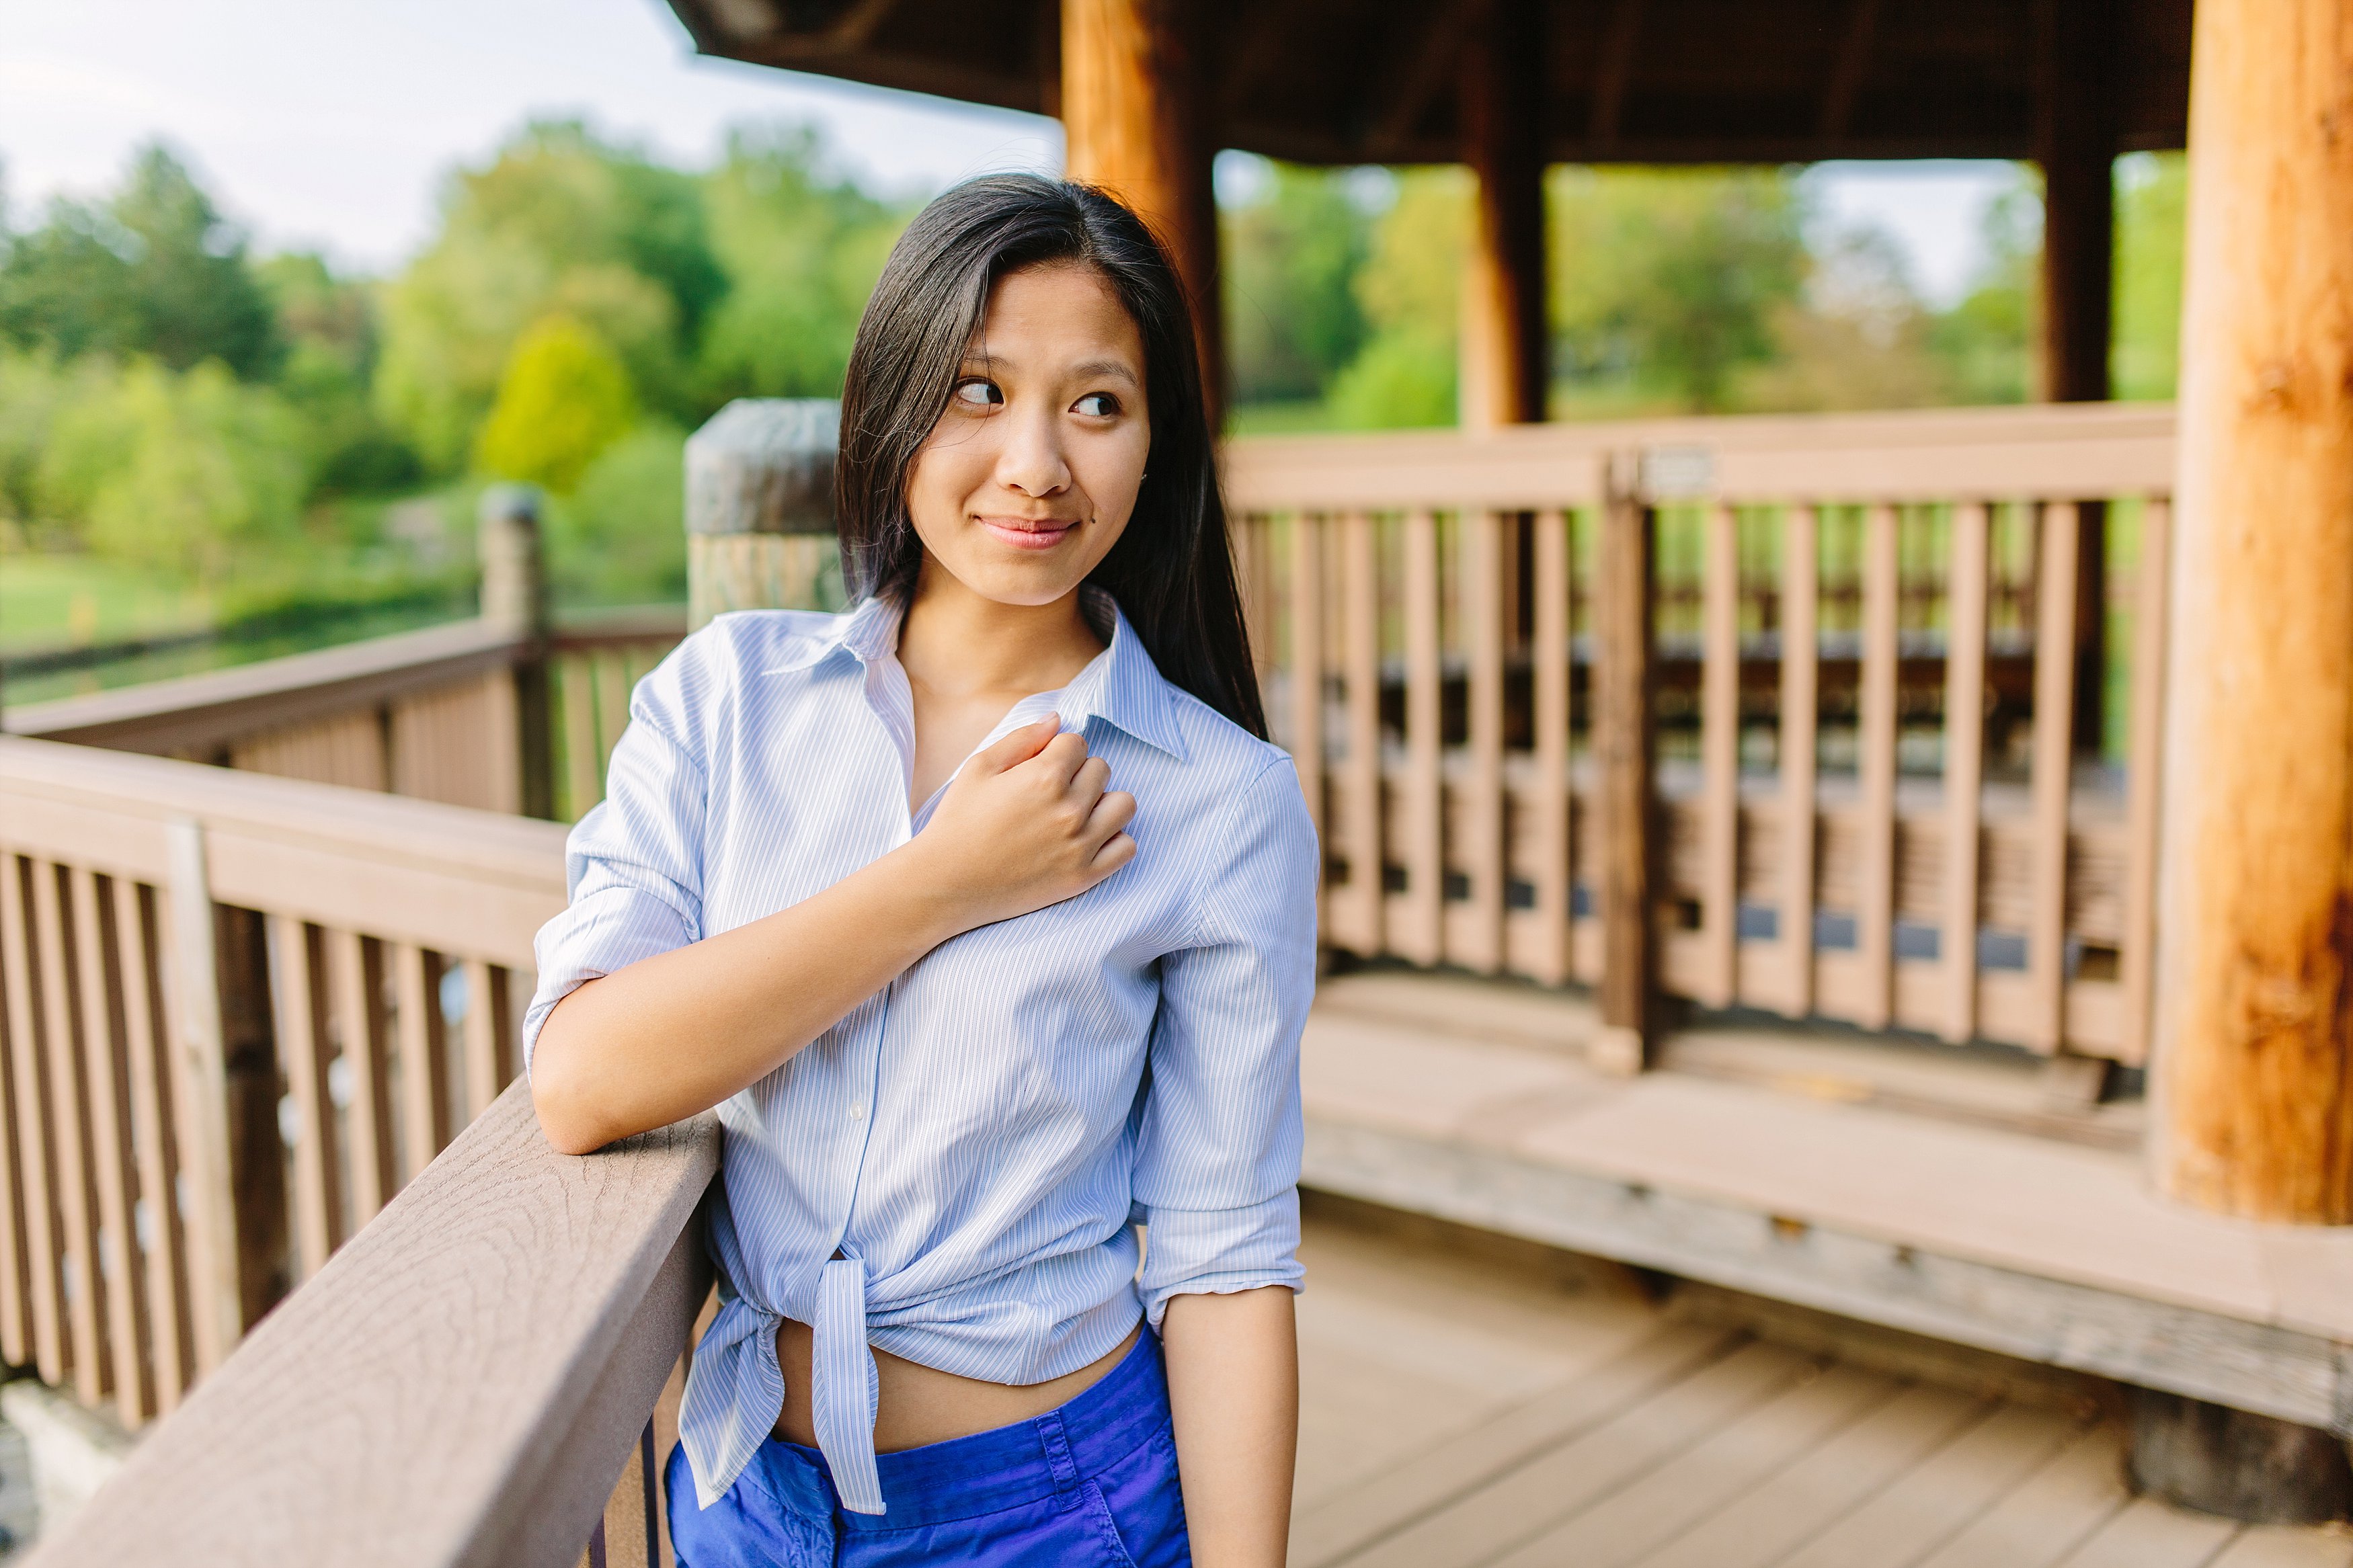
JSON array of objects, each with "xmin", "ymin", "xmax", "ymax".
[
  {"xmin": 1226, "ymin": 402, "xmax": 2176, "ymax": 1064},
  {"xmin": 4, "ymin": 607, "xmax": 685, "ymax": 826}
]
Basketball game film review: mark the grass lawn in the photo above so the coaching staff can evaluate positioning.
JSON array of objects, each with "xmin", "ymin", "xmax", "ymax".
[{"xmin": 1, "ymin": 552, "xmax": 214, "ymax": 654}]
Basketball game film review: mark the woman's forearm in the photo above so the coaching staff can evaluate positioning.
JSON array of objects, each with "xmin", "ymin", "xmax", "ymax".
[
  {"xmin": 1162, "ymin": 1286, "xmax": 1298, "ymax": 1567},
  {"xmin": 529, "ymin": 841, "xmax": 965, "ymax": 1153}
]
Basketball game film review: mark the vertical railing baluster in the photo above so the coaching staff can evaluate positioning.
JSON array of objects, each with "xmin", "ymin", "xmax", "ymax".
[
  {"xmin": 1287, "ymin": 514, "xmax": 1326, "ymax": 883},
  {"xmin": 395, "ymin": 944, "xmax": 452, "ymax": 1182},
  {"xmin": 1464, "ymin": 506, "xmax": 1507, "ymax": 973},
  {"xmin": 462, "ymin": 959, "xmax": 514, "ymax": 1122},
  {"xmin": 1940, "ymin": 502, "xmax": 1992, "ymax": 1044},
  {"xmin": 0, "ymin": 854, "xmax": 38, "ymax": 1370},
  {"xmin": 272, "ymin": 915, "xmax": 342, "ymax": 1282},
  {"xmin": 1402, "ymin": 509, "xmax": 1445, "ymax": 965},
  {"xmin": 1532, "ymin": 509, "xmax": 1574, "ymax": 986},
  {"xmin": 34, "ymin": 862, "xmax": 108, "ymax": 1405},
  {"xmin": 1597, "ymin": 464, "xmax": 1658, "ymax": 1071},
  {"xmin": 161, "ymin": 822, "xmax": 245, "ymax": 1374},
  {"xmin": 1700, "ymin": 501, "xmax": 1742, "ymax": 1007},
  {"xmin": 1341, "ymin": 513, "xmax": 1384, "ymax": 955},
  {"xmin": 115, "ymin": 879, "xmax": 191, "ymax": 1413},
  {"xmin": 2119, "ymin": 496, "xmax": 2173, "ymax": 1065},
  {"xmin": 562, "ymin": 655, "xmax": 602, "ymax": 821},
  {"xmin": 1856, "ymin": 503, "xmax": 1901, "ymax": 1030},
  {"xmin": 596, "ymin": 652, "xmax": 632, "ymax": 786},
  {"xmin": 331, "ymin": 931, "xmax": 396, "ymax": 1229},
  {"xmin": 3, "ymin": 856, "xmax": 65, "ymax": 1386},
  {"xmin": 73, "ymin": 868, "xmax": 154, "ymax": 1424},
  {"xmin": 2029, "ymin": 501, "xmax": 2082, "ymax": 1054},
  {"xmin": 1779, "ymin": 505, "xmax": 1820, "ymax": 1018}
]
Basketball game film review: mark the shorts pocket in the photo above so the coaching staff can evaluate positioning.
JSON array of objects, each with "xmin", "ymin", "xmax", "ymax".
[{"xmin": 1082, "ymin": 1480, "xmax": 1143, "ymax": 1568}]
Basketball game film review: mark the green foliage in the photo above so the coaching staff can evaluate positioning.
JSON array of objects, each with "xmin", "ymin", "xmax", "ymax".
[
  {"xmin": 259, "ymin": 252, "xmax": 422, "ymax": 494},
  {"xmin": 36, "ymin": 358, "xmax": 307, "ymax": 582},
  {"xmin": 695, "ymin": 125, "xmax": 907, "ymax": 405},
  {"xmin": 1324, "ymin": 171, "xmax": 1466, "ymax": 428},
  {"xmin": 476, "ymin": 315, "xmax": 637, "ymax": 494},
  {"xmin": 546, "ymin": 423, "xmax": 688, "ymax": 605},
  {"xmin": 374, "ymin": 119, "xmax": 718, "ymax": 472},
  {"xmin": 2114, "ymin": 153, "xmax": 2184, "ymax": 401},
  {"xmin": 1550, "ymin": 167, "xmax": 1808, "ymax": 412},
  {"xmin": 0, "ymin": 145, "xmax": 280, "ymax": 380},
  {"xmin": 1929, "ymin": 173, "xmax": 2039, "ymax": 405},
  {"xmin": 1223, "ymin": 163, "xmax": 1372, "ymax": 405}
]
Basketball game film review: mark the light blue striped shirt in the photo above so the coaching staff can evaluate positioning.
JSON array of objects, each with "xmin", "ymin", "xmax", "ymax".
[{"xmin": 523, "ymin": 589, "xmax": 1316, "ymax": 1514}]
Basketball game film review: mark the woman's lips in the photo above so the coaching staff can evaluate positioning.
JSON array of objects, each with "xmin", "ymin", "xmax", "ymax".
[{"xmin": 978, "ymin": 517, "xmax": 1080, "ymax": 550}]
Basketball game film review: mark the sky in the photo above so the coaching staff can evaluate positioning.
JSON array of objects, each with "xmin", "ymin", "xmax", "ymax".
[{"xmin": 3, "ymin": 0, "xmax": 2017, "ymax": 306}]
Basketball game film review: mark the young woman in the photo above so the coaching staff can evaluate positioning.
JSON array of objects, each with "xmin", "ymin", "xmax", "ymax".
[{"xmin": 524, "ymin": 175, "xmax": 1316, "ymax": 1567}]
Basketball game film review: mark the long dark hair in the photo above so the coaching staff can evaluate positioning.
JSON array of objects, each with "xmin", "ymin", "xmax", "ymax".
[{"xmin": 835, "ymin": 174, "xmax": 1264, "ymax": 738}]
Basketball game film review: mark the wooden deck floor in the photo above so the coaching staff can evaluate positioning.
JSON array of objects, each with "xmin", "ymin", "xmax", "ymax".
[{"xmin": 1291, "ymin": 1206, "xmax": 2353, "ymax": 1568}]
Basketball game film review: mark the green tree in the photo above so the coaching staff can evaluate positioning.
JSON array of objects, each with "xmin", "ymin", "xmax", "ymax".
[
  {"xmin": 1929, "ymin": 171, "xmax": 2038, "ymax": 405},
  {"xmin": 694, "ymin": 124, "xmax": 907, "ymax": 404},
  {"xmin": 1328, "ymin": 169, "xmax": 1466, "ymax": 428},
  {"xmin": 548, "ymin": 423, "xmax": 688, "ymax": 604},
  {"xmin": 375, "ymin": 120, "xmax": 718, "ymax": 472},
  {"xmin": 1223, "ymin": 162, "xmax": 1371, "ymax": 407},
  {"xmin": 0, "ymin": 144, "xmax": 280, "ymax": 378},
  {"xmin": 1550, "ymin": 167, "xmax": 1808, "ymax": 413},
  {"xmin": 259, "ymin": 252, "xmax": 420, "ymax": 493},
  {"xmin": 36, "ymin": 358, "xmax": 306, "ymax": 581},
  {"xmin": 2113, "ymin": 153, "xmax": 2184, "ymax": 401},
  {"xmin": 476, "ymin": 315, "xmax": 637, "ymax": 493}
]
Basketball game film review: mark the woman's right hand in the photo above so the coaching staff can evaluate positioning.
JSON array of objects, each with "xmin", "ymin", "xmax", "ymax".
[{"xmin": 903, "ymin": 715, "xmax": 1137, "ymax": 932}]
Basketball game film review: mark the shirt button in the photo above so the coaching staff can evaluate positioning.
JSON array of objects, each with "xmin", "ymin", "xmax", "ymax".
[{"xmin": 849, "ymin": 1103, "xmax": 867, "ymax": 1121}]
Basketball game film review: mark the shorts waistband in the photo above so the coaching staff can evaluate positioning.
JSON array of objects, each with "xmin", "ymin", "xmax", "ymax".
[{"xmin": 745, "ymin": 1325, "xmax": 1167, "ymax": 1529}]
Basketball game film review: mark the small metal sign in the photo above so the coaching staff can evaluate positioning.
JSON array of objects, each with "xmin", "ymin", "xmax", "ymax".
[{"xmin": 1639, "ymin": 445, "xmax": 1716, "ymax": 499}]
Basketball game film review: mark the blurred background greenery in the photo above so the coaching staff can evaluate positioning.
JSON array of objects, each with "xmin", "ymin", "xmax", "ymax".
[{"xmin": 0, "ymin": 119, "xmax": 2186, "ymax": 698}]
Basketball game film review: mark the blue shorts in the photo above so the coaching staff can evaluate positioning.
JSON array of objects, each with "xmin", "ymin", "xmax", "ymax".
[{"xmin": 667, "ymin": 1329, "xmax": 1190, "ymax": 1566}]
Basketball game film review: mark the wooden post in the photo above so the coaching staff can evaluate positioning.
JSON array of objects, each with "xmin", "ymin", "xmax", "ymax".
[
  {"xmin": 1595, "ymin": 457, "xmax": 1656, "ymax": 1073},
  {"xmin": 1062, "ymin": 0, "xmax": 1222, "ymax": 421},
  {"xmin": 2039, "ymin": 0, "xmax": 2116, "ymax": 755},
  {"xmin": 2152, "ymin": 0, "xmax": 2353, "ymax": 1225},
  {"xmin": 477, "ymin": 486, "xmax": 555, "ymax": 821},
  {"xmin": 685, "ymin": 400, "xmax": 841, "ymax": 628},
  {"xmin": 1458, "ymin": 0, "xmax": 1548, "ymax": 431}
]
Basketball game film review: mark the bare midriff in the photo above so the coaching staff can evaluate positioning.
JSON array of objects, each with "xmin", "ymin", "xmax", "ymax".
[{"xmin": 771, "ymin": 1319, "xmax": 1143, "ymax": 1452}]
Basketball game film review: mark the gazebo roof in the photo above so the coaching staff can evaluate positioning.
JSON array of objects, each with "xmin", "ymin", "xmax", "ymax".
[{"xmin": 664, "ymin": 0, "xmax": 2190, "ymax": 165}]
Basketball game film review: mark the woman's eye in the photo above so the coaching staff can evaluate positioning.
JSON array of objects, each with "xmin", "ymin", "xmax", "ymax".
[
  {"xmin": 953, "ymin": 378, "xmax": 1004, "ymax": 408},
  {"xmin": 1073, "ymin": 393, "xmax": 1119, "ymax": 417}
]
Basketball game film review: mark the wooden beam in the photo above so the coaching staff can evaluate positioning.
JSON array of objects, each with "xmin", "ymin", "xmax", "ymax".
[
  {"xmin": 1817, "ymin": 0, "xmax": 1880, "ymax": 139},
  {"xmin": 1369, "ymin": 1, "xmax": 1470, "ymax": 160},
  {"xmin": 1062, "ymin": 0, "xmax": 1223, "ymax": 421},
  {"xmin": 2152, "ymin": 0, "xmax": 2353, "ymax": 1223},
  {"xmin": 1589, "ymin": 0, "xmax": 1648, "ymax": 149},
  {"xmin": 1459, "ymin": 0, "xmax": 1550, "ymax": 430},
  {"xmin": 1596, "ymin": 459, "xmax": 1657, "ymax": 1069}
]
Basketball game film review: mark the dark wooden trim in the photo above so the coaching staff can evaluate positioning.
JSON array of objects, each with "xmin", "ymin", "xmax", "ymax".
[
  {"xmin": 1588, "ymin": 0, "xmax": 1648, "ymax": 148},
  {"xmin": 1818, "ymin": 0, "xmax": 1881, "ymax": 138}
]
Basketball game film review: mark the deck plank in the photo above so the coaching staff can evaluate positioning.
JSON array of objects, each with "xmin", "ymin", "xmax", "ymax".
[
  {"xmin": 1339, "ymin": 1339, "xmax": 1809, "ymax": 1568},
  {"xmin": 1633, "ymin": 1383, "xmax": 1991, "ymax": 1568},
  {"xmin": 2051, "ymin": 1495, "xmax": 2240, "ymax": 1568},
  {"xmin": 2205, "ymin": 1528, "xmax": 2353, "ymax": 1568},
  {"xmin": 1493, "ymin": 1362, "xmax": 1899, "ymax": 1568},
  {"xmin": 1775, "ymin": 1404, "xmax": 2085, "ymax": 1567},
  {"xmin": 1911, "ymin": 1423, "xmax": 2134, "ymax": 1568}
]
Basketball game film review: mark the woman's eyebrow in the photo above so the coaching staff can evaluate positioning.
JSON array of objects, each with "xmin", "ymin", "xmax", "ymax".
[{"xmin": 1070, "ymin": 358, "xmax": 1141, "ymax": 386}]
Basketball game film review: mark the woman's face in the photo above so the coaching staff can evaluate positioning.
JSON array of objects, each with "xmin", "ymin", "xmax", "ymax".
[{"xmin": 904, "ymin": 261, "xmax": 1152, "ymax": 608}]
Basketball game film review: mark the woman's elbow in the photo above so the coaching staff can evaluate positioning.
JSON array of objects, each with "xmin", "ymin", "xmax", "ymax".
[{"xmin": 528, "ymin": 1024, "xmax": 616, "ymax": 1156}]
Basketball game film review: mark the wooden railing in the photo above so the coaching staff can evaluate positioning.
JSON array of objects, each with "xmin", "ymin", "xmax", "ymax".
[
  {"xmin": 1226, "ymin": 402, "xmax": 2176, "ymax": 1065},
  {"xmin": 3, "ymin": 606, "xmax": 684, "ymax": 825},
  {"xmin": 0, "ymin": 735, "xmax": 568, "ymax": 1429},
  {"xmin": 28, "ymin": 1081, "xmax": 714, "ymax": 1568}
]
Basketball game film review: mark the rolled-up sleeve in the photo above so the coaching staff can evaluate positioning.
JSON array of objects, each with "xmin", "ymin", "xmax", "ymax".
[
  {"xmin": 521, "ymin": 638, "xmax": 717, "ymax": 1073},
  {"xmin": 1133, "ymin": 755, "xmax": 1319, "ymax": 1323}
]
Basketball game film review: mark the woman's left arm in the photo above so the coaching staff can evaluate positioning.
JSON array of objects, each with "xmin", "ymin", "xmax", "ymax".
[
  {"xmin": 1133, "ymin": 755, "xmax": 1320, "ymax": 1566},
  {"xmin": 1162, "ymin": 1286, "xmax": 1299, "ymax": 1567}
]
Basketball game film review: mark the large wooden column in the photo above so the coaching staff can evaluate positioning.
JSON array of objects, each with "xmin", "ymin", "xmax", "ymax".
[
  {"xmin": 2038, "ymin": 0, "xmax": 2117, "ymax": 754},
  {"xmin": 2153, "ymin": 0, "xmax": 2353, "ymax": 1225},
  {"xmin": 1062, "ymin": 0, "xmax": 1222, "ymax": 421},
  {"xmin": 1459, "ymin": 0, "xmax": 1549, "ymax": 429}
]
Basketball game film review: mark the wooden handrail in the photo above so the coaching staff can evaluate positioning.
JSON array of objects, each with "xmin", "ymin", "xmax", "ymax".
[
  {"xmin": 28, "ymin": 1083, "xmax": 719, "ymax": 1568},
  {"xmin": 3, "ymin": 618, "xmax": 528, "ymax": 755}
]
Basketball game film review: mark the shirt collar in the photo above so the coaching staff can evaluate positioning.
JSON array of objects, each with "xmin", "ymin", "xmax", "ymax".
[{"xmin": 763, "ymin": 587, "xmax": 1188, "ymax": 761}]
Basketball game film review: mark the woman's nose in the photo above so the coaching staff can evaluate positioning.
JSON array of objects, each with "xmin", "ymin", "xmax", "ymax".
[{"xmin": 996, "ymin": 408, "xmax": 1072, "ymax": 497}]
